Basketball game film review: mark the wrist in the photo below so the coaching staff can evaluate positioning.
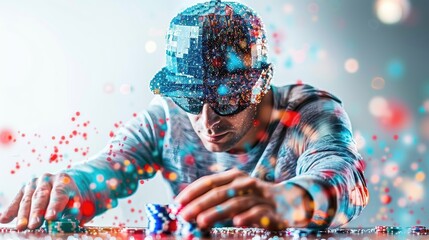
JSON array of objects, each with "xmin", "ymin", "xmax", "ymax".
[{"xmin": 272, "ymin": 182, "xmax": 314, "ymax": 227}]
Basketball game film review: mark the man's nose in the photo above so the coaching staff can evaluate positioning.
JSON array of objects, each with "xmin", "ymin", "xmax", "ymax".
[{"xmin": 201, "ymin": 104, "xmax": 220, "ymax": 130}]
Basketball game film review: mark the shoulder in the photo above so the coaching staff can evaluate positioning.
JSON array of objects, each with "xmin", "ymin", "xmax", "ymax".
[{"xmin": 273, "ymin": 84, "xmax": 342, "ymax": 111}]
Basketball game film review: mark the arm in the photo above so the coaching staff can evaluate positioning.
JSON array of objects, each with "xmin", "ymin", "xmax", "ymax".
[
  {"xmin": 62, "ymin": 101, "xmax": 168, "ymax": 219},
  {"xmin": 276, "ymin": 98, "xmax": 369, "ymax": 228}
]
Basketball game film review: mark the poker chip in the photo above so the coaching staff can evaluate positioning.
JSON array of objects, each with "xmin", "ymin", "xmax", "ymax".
[
  {"xmin": 375, "ymin": 225, "xmax": 388, "ymax": 233},
  {"xmin": 144, "ymin": 203, "xmax": 210, "ymax": 238},
  {"xmin": 386, "ymin": 226, "xmax": 401, "ymax": 234},
  {"xmin": 44, "ymin": 218, "xmax": 81, "ymax": 233},
  {"xmin": 410, "ymin": 225, "xmax": 427, "ymax": 235}
]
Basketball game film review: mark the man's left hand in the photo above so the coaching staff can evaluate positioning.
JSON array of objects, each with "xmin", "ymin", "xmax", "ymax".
[{"xmin": 174, "ymin": 168, "xmax": 285, "ymax": 230}]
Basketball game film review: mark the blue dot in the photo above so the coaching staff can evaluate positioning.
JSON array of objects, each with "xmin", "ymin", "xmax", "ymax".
[
  {"xmin": 217, "ymin": 85, "xmax": 229, "ymax": 95},
  {"xmin": 227, "ymin": 189, "xmax": 236, "ymax": 198},
  {"xmin": 366, "ymin": 147, "xmax": 374, "ymax": 155},
  {"xmin": 285, "ymin": 57, "xmax": 293, "ymax": 69},
  {"xmin": 386, "ymin": 58, "xmax": 405, "ymax": 80},
  {"xmin": 309, "ymin": 45, "xmax": 319, "ymax": 60}
]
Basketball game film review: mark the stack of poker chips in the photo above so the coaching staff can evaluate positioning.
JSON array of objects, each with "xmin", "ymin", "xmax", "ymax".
[
  {"xmin": 44, "ymin": 218, "xmax": 82, "ymax": 234},
  {"xmin": 145, "ymin": 204, "xmax": 177, "ymax": 234},
  {"xmin": 375, "ymin": 225, "xmax": 401, "ymax": 234},
  {"xmin": 410, "ymin": 225, "xmax": 427, "ymax": 235},
  {"xmin": 145, "ymin": 203, "xmax": 210, "ymax": 238}
]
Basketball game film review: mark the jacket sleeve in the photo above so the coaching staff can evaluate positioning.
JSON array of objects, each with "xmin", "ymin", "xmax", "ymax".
[
  {"xmin": 60, "ymin": 100, "xmax": 168, "ymax": 219},
  {"xmin": 279, "ymin": 98, "xmax": 369, "ymax": 228}
]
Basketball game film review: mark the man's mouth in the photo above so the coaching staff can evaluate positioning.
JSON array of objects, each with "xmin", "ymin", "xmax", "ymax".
[{"xmin": 203, "ymin": 132, "xmax": 229, "ymax": 143}]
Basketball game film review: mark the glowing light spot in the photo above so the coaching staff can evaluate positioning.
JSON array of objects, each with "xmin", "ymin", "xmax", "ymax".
[
  {"xmin": 89, "ymin": 183, "xmax": 96, "ymax": 190},
  {"xmin": 145, "ymin": 40, "xmax": 157, "ymax": 53},
  {"xmin": 109, "ymin": 178, "xmax": 118, "ymax": 190},
  {"xmin": 371, "ymin": 174, "xmax": 380, "ymax": 184},
  {"xmin": 354, "ymin": 131, "xmax": 366, "ymax": 150},
  {"xmin": 280, "ymin": 111, "xmax": 300, "ymax": 127},
  {"xmin": 168, "ymin": 172, "xmax": 177, "ymax": 181},
  {"xmin": 386, "ymin": 58, "xmax": 405, "ymax": 80},
  {"xmin": 344, "ymin": 58, "xmax": 359, "ymax": 73},
  {"xmin": 217, "ymin": 85, "xmax": 229, "ymax": 96},
  {"xmin": 104, "ymin": 83, "xmax": 115, "ymax": 94},
  {"xmin": 283, "ymin": 4, "xmax": 294, "ymax": 14},
  {"xmin": 120, "ymin": 84, "xmax": 133, "ymax": 95},
  {"xmin": 410, "ymin": 162, "xmax": 418, "ymax": 171},
  {"xmin": 0, "ymin": 129, "xmax": 14, "ymax": 146},
  {"xmin": 96, "ymin": 174, "xmax": 104, "ymax": 183},
  {"xmin": 402, "ymin": 134, "xmax": 413, "ymax": 145},
  {"xmin": 81, "ymin": 201, "xmax": 96, "ymax": 217},
  {"xmin": 375, "ymin": 0, "xmax": 410, "ymax": 25},
  {"xmin": 397, "ymin": 197, "xmax": 407, "ymax": 207},
  {"xmin": 415, "ymin": 171, "xmax": 425, "ymax": 182},
  {"xmin": 260, "ymin": 216, "xmax": 270, "ymax": 227},
  {"xmin": 371, "ymin": 77, "xmax": 385, "ymax": 90},
  {"xmin": 393, "ymin": 177, "xmax": 403, "ymax": 187},
  {"xmin": 380, "ymin": 194, "xmax": 392, "ymax": 204},
  {"xmin": 417, "ymin": 144, "xmax": 426, "ymax": 154},
  {"xmin": 124, "ymin": 160, "xmax": 130, "ymax": 166},
  {"xmin": 62, "ymin": 176, "xmax": 71, "ymax": 185},
  {"xmin": 308, "ymin": 2, "xmax": 319, "ymax": 14},
  {"xmin": 378, "ymin": 99, "xmax": 411, "ymax": 130},
  {"xmin": 369, "ymin": 96, "xmax": 389, "ymax": 117},
  {"xmin": 383, "ymin": 162, "xmax": 399, "ymax": 178},
  {"xmin": 420, "ymin": 116, "xmax": 429, "ymax": 140},
  {"xmin": 398, "ymin": 178, "xmax": 424, "ymax": 202}
]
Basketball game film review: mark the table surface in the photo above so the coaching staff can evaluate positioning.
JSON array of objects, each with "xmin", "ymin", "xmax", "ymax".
[{"xmin": 1, "ymin": 226, "xmax": 429, "ymax": 239}]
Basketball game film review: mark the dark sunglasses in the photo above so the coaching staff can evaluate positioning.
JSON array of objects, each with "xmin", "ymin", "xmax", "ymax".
[{"xmin": 171, "ymin": 94, "xmax": 251, "ymax": 116}]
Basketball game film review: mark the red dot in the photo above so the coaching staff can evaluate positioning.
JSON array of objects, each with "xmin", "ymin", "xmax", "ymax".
[
  {"xmin": 81, "ymin": 201, "xmax": 95, "ymax": 217},
  {"xmin": 0, "ymin": 129, "xmax": 14, "ymax": 146},
  {"xmin": 280, "ymin": 111, "xmax": 301, "ymax": 127},
  {"xmin": 380, "ymin": 194, "xmax": 392, "ymax": 205},
  {"xmin": 393, "ymin": 134, "xmax": 399, "ymax": 140},
  {"xmin": 76, "ymin": 111, "xmax": 80, "ymax": 116},
  {"xmin": 372, "ymin": 135, "xmax": 377, "ymax": 140}
]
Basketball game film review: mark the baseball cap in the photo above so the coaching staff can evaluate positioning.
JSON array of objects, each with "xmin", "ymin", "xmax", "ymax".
[{"xmin": 150, "ymin": 0, "xmax": 273, "ymax": 115}]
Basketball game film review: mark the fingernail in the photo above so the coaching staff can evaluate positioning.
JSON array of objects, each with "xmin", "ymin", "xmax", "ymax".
[
  {"xmin": 28, "ymin": 216, "xmax": 40, "ymax": 227},
  {"xmin": 17, "ymin": 217, "xmax": 28, "ymax": 227},
  {"xmin": 46, "ymin": 209, "xmax": 56, "ymax": 219}
]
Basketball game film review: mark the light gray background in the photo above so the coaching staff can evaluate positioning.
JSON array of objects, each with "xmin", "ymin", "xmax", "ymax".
[{"xmin": 1, "ymin": 0, "xmax": 428, "ymax": 227}]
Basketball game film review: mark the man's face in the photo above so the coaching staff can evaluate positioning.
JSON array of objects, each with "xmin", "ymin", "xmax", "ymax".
[{"xmin": 186, "ymin": 103, "xmax": 258, "ymax": 153}]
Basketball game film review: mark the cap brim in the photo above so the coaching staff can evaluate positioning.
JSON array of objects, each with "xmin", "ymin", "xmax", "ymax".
[
  {"xmin": 150, "ymin": 66, "xmax": 266, "ymax": 99},
  {"xmin": 150, "ymin": 67, "xmax": 205, "ymax": 98}
]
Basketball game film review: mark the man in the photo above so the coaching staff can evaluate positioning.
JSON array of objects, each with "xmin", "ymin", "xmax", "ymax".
[{"xmin": 0, "ymin": 0, "xmax": 368, "ymax": 231}]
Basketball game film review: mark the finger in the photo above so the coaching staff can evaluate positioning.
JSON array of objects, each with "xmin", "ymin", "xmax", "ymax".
[
  {"xmin": 196, "ymin": 196, "xmax": 272, "ymax": 228},
  {"xmin": 180, "ymin": 177, "xmax": 261, "ymax": 221},
  {"xmin": 233, "ymin": 205, "xmax": 285, "ymax": 230},
  {"xmin": 16, "ymin": 178, "xmax": 38, "ymax": 230},
  {"xmin": 45, "ymin": 174, "xmax": 78, "ymax": 221},
  {"xmin": 175, "ymin": 168, "xmax": 246, "ymax": 205},
  {"xmin": 0, "ymin": 186, "xmax": 25, "ymax": 223},
  {"xmin": 27, "ymin": 174, "xmax": 53, "ymax": 229}
]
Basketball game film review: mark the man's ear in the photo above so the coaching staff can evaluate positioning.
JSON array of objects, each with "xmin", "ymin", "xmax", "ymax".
[{"xmin": 251, "ymin": 64, "xmax": 274, "ymax": 104}]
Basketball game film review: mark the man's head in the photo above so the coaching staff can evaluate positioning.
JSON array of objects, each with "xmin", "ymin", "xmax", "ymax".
[{"xmin": 150, "ymin": 0, "xmax": 273, "ymax": 152}]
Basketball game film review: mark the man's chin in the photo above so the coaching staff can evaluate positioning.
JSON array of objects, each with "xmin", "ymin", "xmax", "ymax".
[{"xmin": 201, "ymin": 141, "xmax": 232, "ymax": 152}]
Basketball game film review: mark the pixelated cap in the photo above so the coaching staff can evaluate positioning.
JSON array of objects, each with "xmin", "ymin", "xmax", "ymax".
[{"xmin": 150, "ymin": 0, "xmax": 271, "ymax": 100}]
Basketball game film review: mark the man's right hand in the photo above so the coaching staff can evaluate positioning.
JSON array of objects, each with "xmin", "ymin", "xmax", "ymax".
[{"xmin": 0, "ymin": 173, "xmax": 83, "ymax": 230}]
